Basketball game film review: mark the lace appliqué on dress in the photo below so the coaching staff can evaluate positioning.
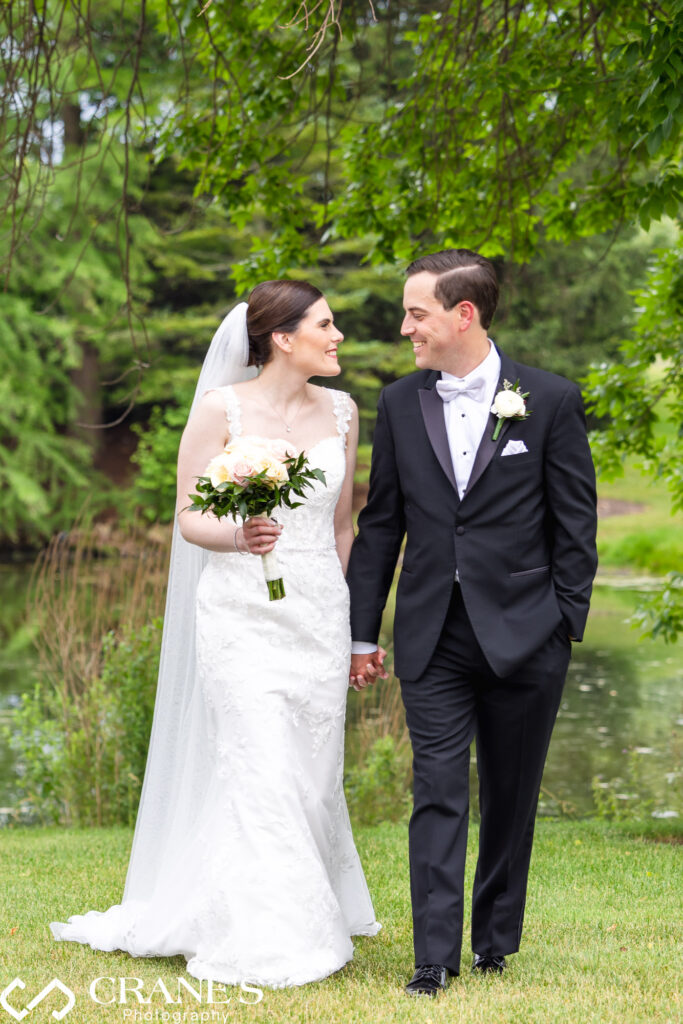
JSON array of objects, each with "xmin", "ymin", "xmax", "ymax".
[
  {"xmin": 220, "ymin": 385, "xmax": 242, "ymax": 440},
  {"xmin": 331, "ymin": 390, "xmax": 352, "ymax": 448}
]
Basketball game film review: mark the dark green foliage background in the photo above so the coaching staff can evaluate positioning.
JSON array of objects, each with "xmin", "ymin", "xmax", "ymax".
[{"xmin": 1, "ymin": 2, "xmax": 681, "ymax": 603}]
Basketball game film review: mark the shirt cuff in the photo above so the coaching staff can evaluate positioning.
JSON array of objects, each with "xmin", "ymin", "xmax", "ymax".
[{"xmin": 351, "ymin": 641, "xmax": 379, "ymax": 655}]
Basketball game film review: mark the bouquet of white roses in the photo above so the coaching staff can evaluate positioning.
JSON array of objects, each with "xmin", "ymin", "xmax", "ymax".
[{"xmin": 187, "ymin": 436, "xmax": 326, "ymax": 600}]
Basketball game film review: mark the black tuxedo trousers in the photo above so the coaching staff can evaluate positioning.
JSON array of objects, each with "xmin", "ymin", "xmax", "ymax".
[{"xmin": 401, "ymin": 582, "xmax": 570, "ymax": 972}]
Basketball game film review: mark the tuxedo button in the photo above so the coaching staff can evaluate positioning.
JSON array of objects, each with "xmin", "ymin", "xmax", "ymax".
[{"xmin": 456, "ymin": 526, "xmax": 465, "ymax": 535}]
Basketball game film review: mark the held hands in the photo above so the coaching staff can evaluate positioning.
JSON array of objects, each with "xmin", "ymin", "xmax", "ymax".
[
  {"xmin": 349, "ymin": 647, "xmax": 389, "ymax": 691},
  {"xmin": 239, "ymin": 517, "xmax": 283, "ymax": 555}
]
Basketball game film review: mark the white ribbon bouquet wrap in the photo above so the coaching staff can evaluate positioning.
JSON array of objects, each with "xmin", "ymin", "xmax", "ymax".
[{"xmin": 187, "ymin": 434, "xmax": 326, "ymax": 600}]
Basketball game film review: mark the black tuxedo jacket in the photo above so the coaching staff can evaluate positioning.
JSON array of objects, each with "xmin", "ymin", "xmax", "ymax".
[{"xmin": 347, "ymin": 349, "xmax": 598, "ymax": 679}]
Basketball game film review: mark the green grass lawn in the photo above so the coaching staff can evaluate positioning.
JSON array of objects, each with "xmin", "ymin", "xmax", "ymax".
[
  {"xmin": 1, "ymin": 820, "xmax": 679, "ymax": 1023},
  {"xmin": 595, "ymin": 458, "xmax": 683, "ymax": 577}
]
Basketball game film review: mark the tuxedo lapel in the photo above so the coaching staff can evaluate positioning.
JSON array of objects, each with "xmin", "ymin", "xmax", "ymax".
[
  {"xmin": 418, "ymin": 376, "xmax": 459, "ymax": 496},
  {"xmin": 464, "ymin": 350, "xmax": 518, "ymax": 498}
]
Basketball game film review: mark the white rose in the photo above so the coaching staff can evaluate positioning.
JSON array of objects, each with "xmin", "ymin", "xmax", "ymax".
[
  {"xmin": 242, "ymin": 454, "xmax": 266, "ymax": 475},
  {"xmin": 492, "ymin": 389, "xmax": 526, "ymax": 418},
  {"xmin": 226, "ymin": 439, "xmax": 265, "ymax": 461},
  {"xmin": 205, "ymin": 453, "xmax": 238, "ymax": 487},
  {"xmin": 262, "ymin": 457, "xmax": 289, "ymax": 485},
  {"xmin": 270, "ymin": 439, "xmax": 298, "ymax": 461},
  {"xmin": 239, "ymin": 435, "xmax": 272, "ymax": 451},
  {"xmin": 237, "ymin": 450, "xmax": 276, "ymax": 479}
]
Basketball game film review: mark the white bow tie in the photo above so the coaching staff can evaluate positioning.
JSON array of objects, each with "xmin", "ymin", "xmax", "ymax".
[{"xmin": 436, "ymin": 377, "xmax": 487, "ymax": 402}]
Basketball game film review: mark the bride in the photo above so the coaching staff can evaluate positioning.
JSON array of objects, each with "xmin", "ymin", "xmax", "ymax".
[{"xmin": 50, "ymin": 279, "xmax": 380, "ymax": 987}]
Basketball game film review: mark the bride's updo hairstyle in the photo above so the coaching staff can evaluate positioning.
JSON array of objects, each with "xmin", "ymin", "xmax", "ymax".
[{"xmin": 246, "ymin": 280, "xmax": 323, "ymax": 367}]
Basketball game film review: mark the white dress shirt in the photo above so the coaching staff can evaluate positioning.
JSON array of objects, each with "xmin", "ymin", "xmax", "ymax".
[
  {"xmin": 351, "ymin": 342, "xmax": 500, "ymax": 655},
  {"xmin": 439, "ymin": 341, "xmax": 501, "ymax": 499}
]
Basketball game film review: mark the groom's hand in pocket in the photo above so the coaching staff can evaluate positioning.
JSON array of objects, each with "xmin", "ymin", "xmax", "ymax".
[{"xmin": 349, "ymin": 647, "xmax": 389, "ymax": 691}]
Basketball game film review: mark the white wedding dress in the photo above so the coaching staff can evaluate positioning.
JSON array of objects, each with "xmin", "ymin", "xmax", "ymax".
[{"xmin": 50, "ymin": 386, "xmax": 380, "ymax": 987}]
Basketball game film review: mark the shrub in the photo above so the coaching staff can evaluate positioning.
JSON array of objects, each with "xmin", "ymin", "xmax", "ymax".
[
  {"xmin": 128, "ymin": 400, "xmax": 193, "ymax": 524},
  {"xmin": 345, "ymin": 735, "xmax": 412, "ymax": 827},
  {"xmin": 598, "ymin": 528, "xmax": 683, "ymax": 575},
  {"xmin": 2, "ymin": 524, "xmax": 168, "ymax": 825},
  {"xmin": 5, "ymin": 619, "xmax": 162, "ymax": 826}
]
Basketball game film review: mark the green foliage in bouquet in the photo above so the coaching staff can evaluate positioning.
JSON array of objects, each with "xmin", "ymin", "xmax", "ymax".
[{"xmin": 187, "ymin": 454, "xmax": 326, "ymax": 522}]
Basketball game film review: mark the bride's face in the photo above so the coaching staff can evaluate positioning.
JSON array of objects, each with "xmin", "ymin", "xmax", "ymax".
[{"xmin": 287, "ymin": 298, "xmax": 344, "ymax": 377}]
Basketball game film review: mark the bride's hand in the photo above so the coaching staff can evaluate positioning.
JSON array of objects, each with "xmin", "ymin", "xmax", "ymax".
[
  {"xmin": 349, "ymin": 647, "xmax": 389, "ymax": 690},
  {"xmin": 240, "ymin": 517, "xmax": 283, "ymax": 555}
]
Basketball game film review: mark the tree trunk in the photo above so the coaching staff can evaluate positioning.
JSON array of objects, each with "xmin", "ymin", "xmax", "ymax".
[
  {"xmin": 70, "ymin": 341, "xmax": 102, "ymax": 455},
  {"xmin": 61, "ymin": 102, "xmax": 85, "ymax": 149}
]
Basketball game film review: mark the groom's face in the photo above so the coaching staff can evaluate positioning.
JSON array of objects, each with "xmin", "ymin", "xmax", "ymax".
[{"xmin": 401, "ymin": 272, "xmax": 461, "ymax": 371}]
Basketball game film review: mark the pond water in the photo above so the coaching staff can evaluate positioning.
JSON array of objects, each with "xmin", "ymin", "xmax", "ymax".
[
  {"xmin": 0, "ymin": 562, "xmax": 680, "ymax": 821},
  {"xmin": 539, "ymin": 585, "xmax": 681, "ymax": 817}
]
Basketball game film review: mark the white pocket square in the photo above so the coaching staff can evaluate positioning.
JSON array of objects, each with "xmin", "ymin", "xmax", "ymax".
[{"xmin": 501, "ymin": 439, "xmax": 529, "ymax": 457}]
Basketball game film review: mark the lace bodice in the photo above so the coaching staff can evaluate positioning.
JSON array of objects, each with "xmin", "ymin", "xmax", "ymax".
[{"xmin": 217, "ymin": 385, "xmax": 352, "ymax": 553}]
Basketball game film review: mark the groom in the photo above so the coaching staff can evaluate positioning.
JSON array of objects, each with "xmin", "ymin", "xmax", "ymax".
[{"xmin": 347, "ymin": 249, "xmax": 598, "ymax": 995}]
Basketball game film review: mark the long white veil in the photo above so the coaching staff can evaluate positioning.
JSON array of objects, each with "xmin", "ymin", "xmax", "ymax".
[{"xmin": 123, "ymin": 302, "xmax": 257, "ymax": 901}]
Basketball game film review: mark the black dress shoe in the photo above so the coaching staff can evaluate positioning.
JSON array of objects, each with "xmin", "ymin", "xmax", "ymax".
[
  {"xmin": 472, "ymin": 953, "xmax": 506, "ymax": 974},
  {"xmin": 405, "ymin": 964, "xmax": 448, "ymax": 997}
]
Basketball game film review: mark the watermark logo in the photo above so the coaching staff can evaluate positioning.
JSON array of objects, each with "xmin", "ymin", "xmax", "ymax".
[
  {"xmin": 0, "ymin": 977, "xmax": 263, "ymax": 1020},
  {"xmin": 1, "ymin": 978, "xmax": 75, "ymax": 1021}
]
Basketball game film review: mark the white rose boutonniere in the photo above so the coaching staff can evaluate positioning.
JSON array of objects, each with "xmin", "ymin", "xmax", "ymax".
[{"xmin": 491, "ymin": 379, "xmax": 531, "ymax": 440}]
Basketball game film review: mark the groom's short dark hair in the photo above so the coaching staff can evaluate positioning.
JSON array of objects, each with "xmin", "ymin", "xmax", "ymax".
[{"xmin": 406, "ymin": 249, "xmax": 499, "ymax": 330}]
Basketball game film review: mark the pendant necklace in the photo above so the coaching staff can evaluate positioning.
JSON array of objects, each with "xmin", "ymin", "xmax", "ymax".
[{"xmin": 261, "ymin": 387, "xmax": 307, "ymax": 433}]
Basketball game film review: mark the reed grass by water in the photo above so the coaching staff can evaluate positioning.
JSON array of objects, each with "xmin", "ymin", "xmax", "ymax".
[{"xmin": 3, "ymin": 524, "xmax": 169, "ymax": 826}]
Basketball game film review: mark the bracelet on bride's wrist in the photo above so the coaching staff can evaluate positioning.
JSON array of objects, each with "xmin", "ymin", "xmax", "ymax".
[{"xmin": 235, "ymin": 526, "xmax": 249, "ymax": 555}]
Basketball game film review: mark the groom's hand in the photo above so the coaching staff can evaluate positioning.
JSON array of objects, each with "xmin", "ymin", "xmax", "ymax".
[{"xmin": 349, "ymin": 647, "xmax": 389, "ymax": 691}]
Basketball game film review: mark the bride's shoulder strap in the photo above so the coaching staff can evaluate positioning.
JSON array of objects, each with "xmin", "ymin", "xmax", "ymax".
[
  {"xmin": 330, "ymin": 389, "xmax": 353, "ymax": 448},
  {"xmin": 204, "ymin": 384, "xmax": 242, "ymax": 440}
]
